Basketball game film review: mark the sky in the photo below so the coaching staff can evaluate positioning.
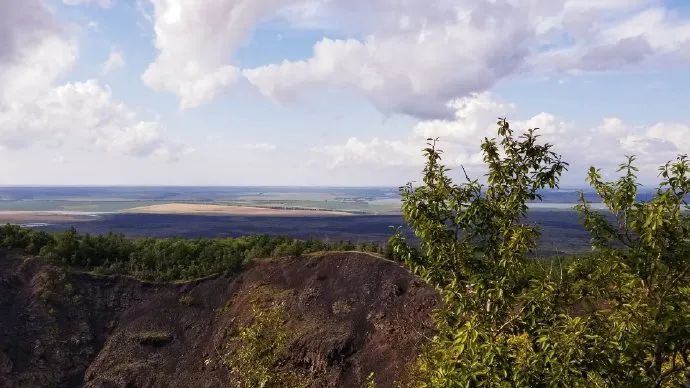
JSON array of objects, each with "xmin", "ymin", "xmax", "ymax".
[{"xmin": 1, "ymin": 0, "xmax": 689, "ymax": 187}]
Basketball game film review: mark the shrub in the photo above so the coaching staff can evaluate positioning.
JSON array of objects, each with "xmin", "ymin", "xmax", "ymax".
[
  {"xmin": 178, "ymin": 294, "xmax": 195, "ymax": 306},
  {"xmin": 132, "ymin": 331, "xmax": 174, "ymax": 346},
  {"xmin": 392, "ymin": 119, "xmax": 690, "ymax": 386},
  {"xmin": 224, "ymin": 288, "xmax": 307, "ymax": 388}
]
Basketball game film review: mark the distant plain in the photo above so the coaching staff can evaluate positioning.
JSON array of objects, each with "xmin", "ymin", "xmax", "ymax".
[{"xmin": 0, "ymin": 186, "xmax": 655, "ymax": 255}]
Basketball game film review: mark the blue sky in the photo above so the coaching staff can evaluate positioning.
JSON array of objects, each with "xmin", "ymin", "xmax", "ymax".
[{"xmin": 1, "ymin": 0, "xmax": 689, "ymax": 187}]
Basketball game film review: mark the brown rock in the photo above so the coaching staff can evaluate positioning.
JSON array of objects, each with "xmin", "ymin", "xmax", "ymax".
[{"xmin": 0, "ymin": 249, "xmax": 438, "ymax": 387}]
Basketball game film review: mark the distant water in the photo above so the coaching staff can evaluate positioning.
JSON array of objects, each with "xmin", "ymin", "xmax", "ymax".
[
  {"xmin": 19, "ymin": 223, "xmax": 51, "ymax": 227},
  {"xmin": 0, "ymin": 186, "xmax": 401, "ymax": 202},
  {"xmin": 0, "ymin": 186, "xmax": 655, "ymax": 217},
  {"xmin": 0, "ymin": 186, "xmax": 657, "ymax": 202},
  {"xmin": 527, "ymin": 202, "xmax": 606, "ymax": 210},
  {"xmin": 1, "ymin": 187, "xmax": 680, "ymax": 256}
]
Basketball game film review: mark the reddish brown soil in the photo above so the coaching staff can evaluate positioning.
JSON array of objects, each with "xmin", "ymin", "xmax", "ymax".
[{"xmin": 0, "ymin": 250, "xmax": 438, "ymax": 387}]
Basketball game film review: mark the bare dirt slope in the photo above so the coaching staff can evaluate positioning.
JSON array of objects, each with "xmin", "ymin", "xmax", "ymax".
[{"xmin": 0, "ymin": 249, "xmax": 437, "ymax": 387}]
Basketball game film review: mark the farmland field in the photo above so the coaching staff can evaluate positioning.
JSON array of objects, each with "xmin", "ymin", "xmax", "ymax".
[{"xmin": 0, "ymin": 186, "xmax": 646, "ymax": 254}]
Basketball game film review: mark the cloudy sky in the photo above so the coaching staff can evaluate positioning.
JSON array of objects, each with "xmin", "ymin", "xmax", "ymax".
[{"xmin": 1, "ymin": 0, "xmax": 689, "ymax": 186}]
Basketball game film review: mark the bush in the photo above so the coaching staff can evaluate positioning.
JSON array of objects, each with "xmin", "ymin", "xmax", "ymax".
[
  {"xmin": 392, "ymin": 119, "xmax": 690, "ymax": 386},
  {"xmin": 178, "ymin": 294, "xmax": 196, "ymax": 306},
  {"xmin": 224, "ymin": 287, "xmax": 307, "ymax": 388}
]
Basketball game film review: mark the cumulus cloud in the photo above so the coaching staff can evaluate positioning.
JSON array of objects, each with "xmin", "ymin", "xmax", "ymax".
[
  {"xmin": 0, "ymin": 80, "xmax": 184, "ymax": 159},
  {"xmin": 102, "ymin": 46, "xmax": 125, "ymax": 74},
  {"xmin": 314, "ymin": 93, "xmax": 514, "ymax": 173},
  {"xmin": 247, "ymin": 0, "xmax": 690, "ymax": 118},
  {"xmin": 413, "ymin": 93, "xmax": 516, "ymax": 141},
  {"xmin": 139, "ymin": 0, "xmax": 690, "ymax": 117},
  {"xmin": 141, "ymin": 0, "xmax": 301, "ymax": 109},
  {"xmin": 242, "ymin": 143, "xmax": 277, "ymax": 151},
  {"xmin": 246, "ymin": 1, "xmax": 536, "ymax": 119},
  {"xmin": 62, "ymin": 0, "xmax": 114, "ymax": 8},
  {"xmin": 0, "ymin": 1, "xmax": 77, "ymax": 103},
  {"xmin": 312, "ymin": 137, "xmax": 424, "ymax": 168},
  {"xmin": 531, "ymin": 6, "xmax": 690, "ymax": 72},
  {"xmin": 313, "ymin": 93, "xmax": 690, "ymax": 185},
  {"xmin": 0, "ymin": 0, "xmax": 180, "ymax": 160},
  {"xmin": 646, "ymin": 123, "xmax": 690, "ymax": 154}
]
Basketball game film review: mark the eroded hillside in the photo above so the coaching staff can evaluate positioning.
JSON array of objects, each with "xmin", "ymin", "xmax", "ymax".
[{"xmin": 0, "ymin": 249, "xmax": 437, "ymax": 387}]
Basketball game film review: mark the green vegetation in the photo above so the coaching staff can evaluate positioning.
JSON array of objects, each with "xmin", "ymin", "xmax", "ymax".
[
  {"xmin": 0, "ymin": 225, "xmax": 387, "ymax": 282},
  {"xmin": 132, "ymin": 331, "xmax": 174, "ymax": 346},
  {"xmin": 2, "ymin": 119, "xmax": 688, "ymax": 386},
  {"xmin": 225, "ymin": 287, "xmax": 307, "ymax": 388},
  {"xmin": 178, "ymin": 294, "xmax": 196, "ymax": 306},
  {"xmin": 365, "ymin": 372, "xmax": 377, "ymax": 388},
  {"xmin": 392, "ymin": 119, "xmax": 690, "ymax": 386},
  {"xmin": 34, "ymin": 268, "xmax": 81, "ymax": 308}
]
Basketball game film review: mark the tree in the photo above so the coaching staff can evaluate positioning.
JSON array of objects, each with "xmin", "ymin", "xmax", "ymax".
[
  {"xmin": 392, "ymin": 119, "xmax": 690, "ymax": 386},
  {"xmin": 575, "ymin": 154, "xmax": 690, "ymax": 386},
  {"xmin": 392, "ymin": 118, "xmax": 569, "ymax": 385}
]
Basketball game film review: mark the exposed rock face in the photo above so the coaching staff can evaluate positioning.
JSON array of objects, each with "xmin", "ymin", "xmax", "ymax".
[{"xmin": 0, "ymin": 250, "xmax": 437, "ymax": 387}]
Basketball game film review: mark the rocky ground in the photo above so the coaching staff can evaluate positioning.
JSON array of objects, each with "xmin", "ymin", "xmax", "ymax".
[{"xmin": 0, "ymin": 249, "xmax": 437, "ymax": 387}]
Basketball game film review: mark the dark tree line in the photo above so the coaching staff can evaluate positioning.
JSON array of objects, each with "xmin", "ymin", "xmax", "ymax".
[{"xmin": 0, "ymin": 224, "xmax": 387, "ymax": 282}]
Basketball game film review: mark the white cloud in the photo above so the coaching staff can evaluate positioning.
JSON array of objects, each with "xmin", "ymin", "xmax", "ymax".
[
  {"xmin": 141, "ymin": 0, "xmax": 301, "ymax": 109},
  {"xmin": 313, "ymin": 93, "xmax": 690, "ymax": 185},
  {"xmin": 530, "ymin": 4, "xmax": 690, "ymax": 72},
  {"xmin": 0, "ymin": 0, "xmax": 181, "ymax": 161},
  {"xmin": 313, "ymin": 93, "xmax": 513, "ymax": 173},
  {"xmin": 0, "ymin": 1, "xmax": 77, "ymax": 104},
  {"xmin": 137, "ymin": 0, "xmax": 690, "ymax": 117},
  {"xmin": 596, "ymin": 118, "xmax": 627, "ymax": 136},
  {"xmin": 312, "ymin": 93, "xmax": 572, "ymax": 174},
  {"xmin": 250, "ymin": 0, "xmax": 690, "ymax": 118},
  {"xmin": 136, "ymin": 0, "xmax": 154, "ymax": 24},
  {"xmin": 619, "ymin": 134, "xmax": 675, "ymax": 156},
  {"xmin": 242, "ymin": 143, "xmax": 277, "ymax": 151},
  {"xmin": 102, "ymin": 46, "xmax": 125, "ymax": 74},
  {"xmin": 641, "ymin": 122, "xmax": 690, "ymax": 156},
  {"xmin": 245, "ymin": 2, "xmax": 534, "ymax": 119},
  {"xmin": 0, "ymin": 80, "xmax": 184, "ymax": 160},
  {"xmin": 62, "ymin": 0, "xmax": 114, "ymax": 8},
  {"xmin": 514, "ymin": 112, "xmax": 570, "ymax": 136},
  {"xmin": 413, "ymin": 93, "xmax": 516, "ymax": 140},
  {"xmin": 312, "ymin": 137, "xmax": 424, "ymax": 168}
]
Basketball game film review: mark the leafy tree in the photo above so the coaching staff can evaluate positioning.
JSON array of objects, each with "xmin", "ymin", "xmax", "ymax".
[
  {"xmin": 575, "ymin": 154, "xmax": 690, "ymax": 386},
  {"xmin": 392, "ymin": 119, "xmax": 569, "ymax": 385},
  {"xmin": 392, "ymin": 119, "xmax": 690, "ymax": 386},
  {"xmin": 44, "ymin": 227, "xmax": 80, "ymax": 264}
]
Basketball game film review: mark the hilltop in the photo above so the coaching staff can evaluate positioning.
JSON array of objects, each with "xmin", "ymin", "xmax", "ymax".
[{"xmin": 0, "ymin": 249, "xmax": 437, "ymax": 387}]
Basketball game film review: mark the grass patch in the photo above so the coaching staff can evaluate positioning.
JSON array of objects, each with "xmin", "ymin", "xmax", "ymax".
[
  {"xmin": 224, "ymin": 287, "xmax": 307, "ymax": 388},
  {"xmin": 132, "ymin": 331, "xmax": 173, "ymax": 346},
  {"xmin": 178, "ymin": 294, "xmax": 196, "ymax": 306}
]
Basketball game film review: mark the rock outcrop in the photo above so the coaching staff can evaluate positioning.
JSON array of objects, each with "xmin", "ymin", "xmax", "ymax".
[{"xmin": 0, "ymin": 250, "xmax": 437, "ymax": 387}]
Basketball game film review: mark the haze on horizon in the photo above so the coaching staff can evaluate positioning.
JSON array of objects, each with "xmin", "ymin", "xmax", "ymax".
[{"xmin": 1, "ymin": 0, "xmax": 690, "ymax": 187}]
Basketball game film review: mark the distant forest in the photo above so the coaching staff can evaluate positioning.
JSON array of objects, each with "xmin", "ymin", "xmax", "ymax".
[{"xmin": 0, "ymin": 224, "xmax": 387, "ymax": 282}]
